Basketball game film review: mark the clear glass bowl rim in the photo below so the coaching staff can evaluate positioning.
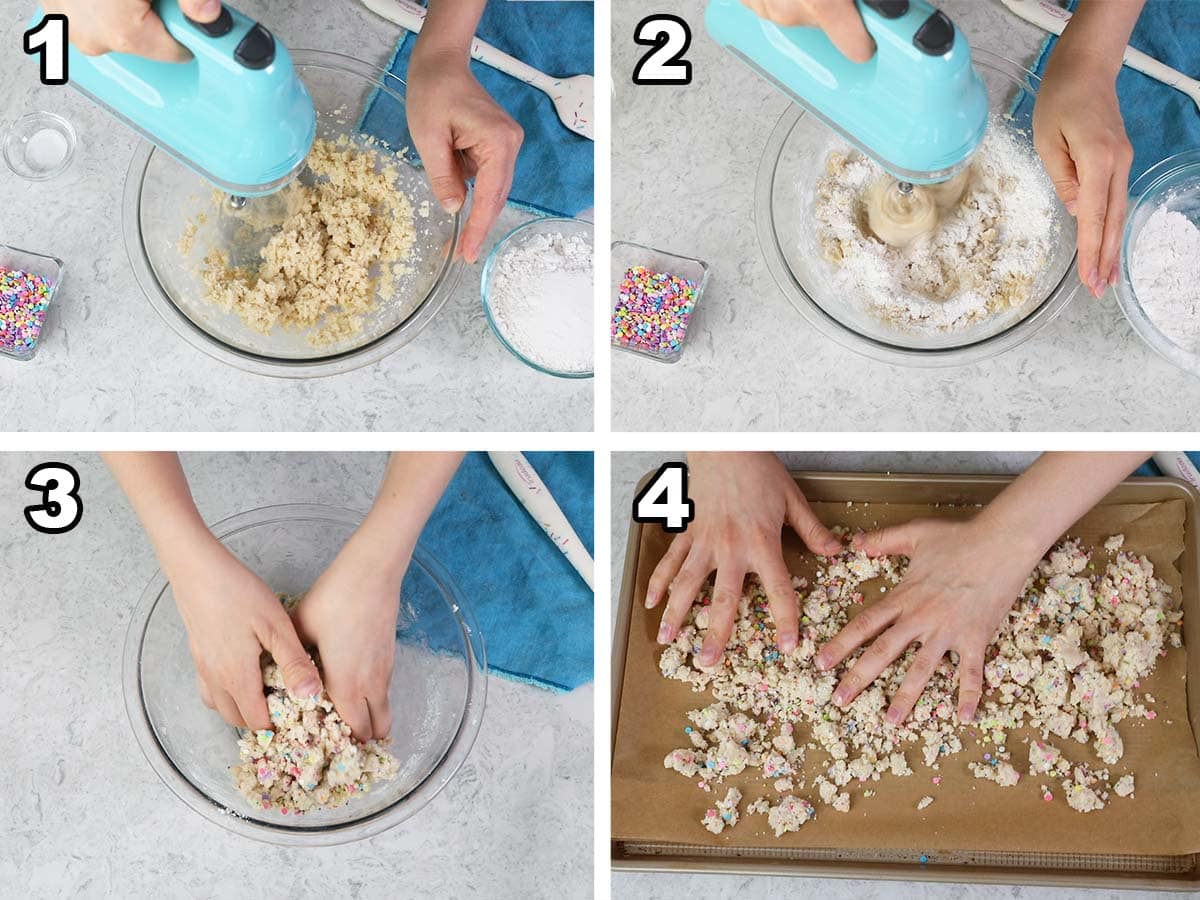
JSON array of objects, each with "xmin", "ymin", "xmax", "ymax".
[
  {"xmin": 121, "ymin": 49, "xmax": 466, "ymax": 380},
  {"xmin": 121, "ymin": 502, "xmax": 488, "ymax": 847}
]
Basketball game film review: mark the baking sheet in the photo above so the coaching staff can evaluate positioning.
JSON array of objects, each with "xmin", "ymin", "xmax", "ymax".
[{"xmin": 612, "ymin": 493, "xmax": 1200, "ymax": 858}]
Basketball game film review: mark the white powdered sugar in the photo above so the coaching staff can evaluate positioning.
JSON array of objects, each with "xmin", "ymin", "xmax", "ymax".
[
  {"xmin": 1132, "ymin": 204, "xmax": 1200, "ymax": 352},
  {"xmin": 487, "ymin": 230, "xmax": 593, "ymax": 373},
  {"xmin": 812, "ymin": 115, "xmax": 1058, "ymax": 332}
]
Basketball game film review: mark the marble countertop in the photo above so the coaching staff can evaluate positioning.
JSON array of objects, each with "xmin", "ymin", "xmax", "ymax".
[
  {"xmin": 611, "ymin": 0, "xmax": 1200, "ymax": 432},
  {"xmin": 0, "ymin": 0, "xmax": 592, "ymax": 432},
  {"xmin": 0, "ymin": 452, "xmax": 592, "ymax": 897},
  {"xmin": 610, "ymin": 451, "xmax": 1174, "ymax": 899}
]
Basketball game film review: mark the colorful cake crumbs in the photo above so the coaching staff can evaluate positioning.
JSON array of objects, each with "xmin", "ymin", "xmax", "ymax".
[
  {"xmin": 0, "ymin": 267, "xmax": 51, "ymax": 357},
  {"xmin": 611, "ymin": 265, "xmax": 698, "ymax": 359}
]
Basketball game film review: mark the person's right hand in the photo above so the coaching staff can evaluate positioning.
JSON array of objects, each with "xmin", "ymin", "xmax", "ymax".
[
  {"xmin": 740, "ymin": 0, "xmax": 875, "ymax": 62},
  {"xmin": 171, "ymin": 537, "xmax": 323, "ymax": 731},
  {"xmin": 647, "ymin": 452, "xmax": 842, "ymax": 666},
  {"xmin": 43, "ymin": 0, "xmax": 221, "ymax": 62}
]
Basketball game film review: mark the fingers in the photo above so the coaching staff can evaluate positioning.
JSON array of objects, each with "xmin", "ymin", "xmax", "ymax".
[
  {"xmin": 115, "ymin": 10, "xmax": 191, "ymax": 63},
  {"xmin": 851, "ymin": 521, "xmax": 921, "ymax": 558},
  {"xmin": 416, "ymin": 133, "xmax": 468, "ymax": 216},
  {"xmin": 698, "ymin": 563, "xmax": 746, "ymax": 666},
  {"xmin": 259, "ymin": 614, "xmax": 323, "ymax": 700},
  {"xmin": 831, "ymin": 620, "xmax": 915, "ymax": 707},
  {"xmin": 1073, "ymin": 135, "xmax": 1133, "ymax": 298},
  {"xmin": 956, "ymin": 646, "xmax": 985, "ymax": 723},
  {"xmin": 815, "ymin": 593, "xmax": 899, "ymax": 670},
  {"xmin": 367, "ymin": 689, "xmax": 393, "ymax": 741},
  {"xmin": 658, "ymin": 551, "xmax": 711, "ymax": 644},
  {"xmin": 459, "ymin": 141, "xmax": 520, "ymax": 264},
  {"xmin": 811, "ymin": 0, "xmax": 877, "ymax": 63},
  {"xmin": 786, "ymin": 490, "xmax": 841, "ymax": 556},
  {"xmin": 757, "ymin": 552, "xmax": 799, "ymax": 654},
  {"xmin": 1036, "ymin": 132, "xmax": 1081, "ymax": 217},
  {"xmin": 180, "ymin": 0, "xmax": 223, "ymax": 23},
  {"xmin": 647, "ymin": 533, "xmax": 692, "ymax": 609},
  {"xmin": 885, "ymin": 641, "xmax": 948, "ymax": 724},
  {"xmin": 1097, "ymin": 140, "xmax": 1133, "ymax": 290},
  {"xmin": 231, "ymin": 663, "xmax": 272, "ymax": 732},
  {"xmin": 212, "ymin": 688, "xmax": 246, "ymax": 729},
  {"xmin": 336, "ymin": 692, "xmax": 373, "ymax": 743}
]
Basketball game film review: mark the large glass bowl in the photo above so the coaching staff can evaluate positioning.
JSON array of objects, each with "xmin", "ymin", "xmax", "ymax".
[
  {"xmin": 122, "ymin": 504, "xmax": 487, "ymax": 846},
  {"xmin": 755, "ymin": 48, "xmax": 1080, "ymax": 367},
  {"xmin": 123, "ymin": 51, "xmax": 465, "ymax": 378},
  {"xmin": 1114, "ymin": 149, "xmax": 1200, "ymax": 379}
]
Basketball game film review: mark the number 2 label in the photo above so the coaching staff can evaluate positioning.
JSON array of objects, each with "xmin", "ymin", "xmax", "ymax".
[
  {"xmin": 24, "ymin": 15, "xmax": 69, "ymax": 86},
  {"xmin": 633, "ymin": 15, "xmax": 693, "ymax": 85},
  {"xmin": 633, "ymin": 462, "xmax": 695, "ymax": 533}
]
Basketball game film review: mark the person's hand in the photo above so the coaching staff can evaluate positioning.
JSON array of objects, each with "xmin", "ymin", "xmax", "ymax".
[
  {"xmin": 406, "ymin": 48, "xmax": 524, "ymax": 264},
  {"xmin": 740, "ymin": 0, "xmax": 875, "ymax": 62},
  {"xmin": 171, "ymin": 537, "xmax": 323, "ymax": 731},
  {"xmin": 44, "ymin": 0, "xmax": 221, "ymax": 62},
  {"xmin": 1034, "ymin": 48, "xmax": 1133, "ymax": 299},
  {"xmin": 815, "ymin": 517, "xmax": 1031, "ymax": 725},
  {"xmin": 647, "ymin": 452, "xmax": 842, "ymax": 666},
  {"xmin": 293, "ymin": 537, "xmax": 407, "ymax": 742}
]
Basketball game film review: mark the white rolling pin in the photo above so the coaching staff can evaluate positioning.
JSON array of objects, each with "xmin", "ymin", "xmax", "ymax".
[
  {"xmin": 1153, "ymin": 452, "xmax": 1200, "ymax": 492},
  {"xmin": 488, "ymin": 451, "xmax": 594, "ymax": 590},
  {"xmin": 999, "ymin": 0, "xmax": 1200, "ymax": 113},
  {"xmin": 358, "ymin": 0, "xmax": 595, "ymax": 140}
]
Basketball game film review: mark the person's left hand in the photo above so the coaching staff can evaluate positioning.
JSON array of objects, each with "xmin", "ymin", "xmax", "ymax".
[
  {"xmin": 292, "ymin": 538, "xmax": 409, "ymax": 741},
  {"xmin": 815, "ymin": 517, "xmax": 1030, "ymax": 724},
  {"xmin": 406, "ymin": 48, "xmax": 524, "ymax": 265}
]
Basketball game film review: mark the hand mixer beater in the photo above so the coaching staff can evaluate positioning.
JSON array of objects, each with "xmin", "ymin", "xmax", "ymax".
[
  {"xmin": 32, "ymin": 0, "xmax": 316, "ymax": 208},
  {"xmin": 706, "ymin": 0, "xmax": 989, "ymax": 246}
]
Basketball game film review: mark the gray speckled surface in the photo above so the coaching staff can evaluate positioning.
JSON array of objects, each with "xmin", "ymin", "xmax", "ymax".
[
  {"xmin": 610, "ymin": 0, "xmax": 1200, "ymax": 432},
  {"xmin": 0, "ymin": 452, "xmax": 592, "ymax": 897},
  {"xmin": 0, "ymin": 1, "xmax": 592, "ymax": 432},
  {"xmin": 610, "ymin": 451, "xmax": 1177, "ymax": 899}
]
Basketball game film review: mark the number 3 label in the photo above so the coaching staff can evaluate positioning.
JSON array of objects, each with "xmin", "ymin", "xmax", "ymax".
[
  {"xmin": 24, "ymin": 462, "xmax": 83, "ymax": 534},
  {"xmin": 633, "ymin": 462, "xmax": 695, "ymax": 533},
  {"xmin": 633, "ymin": 15, "xmax": 693, "ymax": 85}
]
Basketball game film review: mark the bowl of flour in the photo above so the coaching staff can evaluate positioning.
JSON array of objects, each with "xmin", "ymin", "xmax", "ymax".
[
  {"xmin": 755, "ymin": 49, "xmax": 1079, "ymax": 367},
  {"xmin": 481, "ymin": 217, "xmax": 594, "ymax": 379},
  {"xmin": 1116, "ymin": 149, "xmax": 1200, "ymax": 379}
]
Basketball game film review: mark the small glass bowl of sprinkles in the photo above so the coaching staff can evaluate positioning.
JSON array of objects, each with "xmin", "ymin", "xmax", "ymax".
[
  {"xmin": 611, "ymin": 241, "xmax": 709, "ymax": 363},
  {"xmin": 0, "ymin": 244, "xmax": 64, "ymax": 361}
]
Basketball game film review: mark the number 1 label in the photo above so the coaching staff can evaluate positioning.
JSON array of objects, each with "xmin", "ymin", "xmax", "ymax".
[{"xmin": 24, "ymin": 15, "xmax": 69, "ymax": 86}]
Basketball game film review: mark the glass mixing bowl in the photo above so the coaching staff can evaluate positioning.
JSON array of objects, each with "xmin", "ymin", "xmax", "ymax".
[
  {"xmin": 1115, "ymin": 149, "xmax": 1200, "ymax": 379},
  {"xmin": 755, "ymin": 48, "xmax": 1080, "ymax": 367},
  {"xmin": 122, "ymin": 504, "xmax": 486, "ymax": 846},
  {"xmin": 123, "ymin": 51, "xmax": 464, "ymax": 378}
]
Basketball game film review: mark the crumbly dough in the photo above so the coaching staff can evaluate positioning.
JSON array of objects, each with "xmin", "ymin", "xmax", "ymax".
[
  {"xmin": 917, "ymin": 795, "xmax": 934, "ymax": 811},
  {"xmin": 702, "ymin": 787, "xmax": 743, "ymax": 834},
  {"xmin": 187, "ymin": 137, "xmax": 417, "ymax": 347},
  {"xmin": 231, "ymin": 659, "xmax": 399, "ymax": 815},
  {"xmin": 659, "ymin": 530, "xmax": 1182, "ymax": 832}
]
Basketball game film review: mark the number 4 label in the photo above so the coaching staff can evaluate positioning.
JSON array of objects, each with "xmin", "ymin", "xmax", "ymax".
[
  {"xmin": 633, "ymin": 15, "xmax": 693, "ymax": 85},
  {"xmin": 24, "ymin": 15, "xmax": 69, "ymax": 86},
  {"xmin": 633, "ymin": 462, "xmax": 695, "ymax": 533}
]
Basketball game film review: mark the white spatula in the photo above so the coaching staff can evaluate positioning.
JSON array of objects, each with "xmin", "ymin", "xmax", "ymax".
[{"xmin": 359, "ymin": 0, "xmax": 594, "ymax": 140}]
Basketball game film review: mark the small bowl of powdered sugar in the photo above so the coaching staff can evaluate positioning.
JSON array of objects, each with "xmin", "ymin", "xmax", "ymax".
[
  {"xmin": 481, "ymin": 217, "xmax": 594, "ymax": 379},
  {"xmin": 1117, "ymin": 149, "xmax": 1200, "ymax": 379}
]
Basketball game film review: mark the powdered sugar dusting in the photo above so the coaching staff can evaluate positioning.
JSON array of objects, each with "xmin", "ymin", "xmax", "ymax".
[{"xmin": 1132, "ymin": 203, "xmax": 1200, "ymax": 353}]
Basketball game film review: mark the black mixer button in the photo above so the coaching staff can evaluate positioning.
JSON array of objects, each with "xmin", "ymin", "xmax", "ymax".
[
  {"xmin": 913, "ymin": 10, "xmax": 955, "ymax": 56},
  {"xmin": 235, "ymin": 23, "xmax": 277, "ymax": 70},
  {"xmin": 862, "ymin": 0, "xmax": 909, "ymax": 19},
  {"xmin": 186, "ymin": 5, "xmax": 234, "ymax": 38}
]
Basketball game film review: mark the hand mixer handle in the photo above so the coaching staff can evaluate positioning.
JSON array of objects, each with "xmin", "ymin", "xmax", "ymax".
[
  {"xmin": 855, "ymin": 0, "xmax": 960, "ymax": 59},
  {"xmin": 154, "ymin": 0, "xmax": 278, "ymax": 71}
]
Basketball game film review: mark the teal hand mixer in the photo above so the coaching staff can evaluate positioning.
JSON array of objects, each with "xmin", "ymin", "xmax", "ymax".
[
  {"xmin": 33, "ymin": 0, "xmax": 315, "ymax": 198},
  {"xmin": 705, "ymin": 0, "xmax": 988, "ymax": 187}
]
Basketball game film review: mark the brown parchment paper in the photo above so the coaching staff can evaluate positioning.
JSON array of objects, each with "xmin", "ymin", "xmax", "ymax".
[{"xmin": 612, "ymin": 496, "xmax": 1200, "ymax": 857}]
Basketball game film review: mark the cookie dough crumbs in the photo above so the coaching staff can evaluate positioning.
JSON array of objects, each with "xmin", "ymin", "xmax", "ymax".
[
  {"xmin": 747, "ymin": 797, "xmax": 771, "ymax": 816},
  {"xmin": 766, "ymin": 796, "xmax": 817, "ymax": 836},
  {"xmin": 812, "ymin": 115, "xmax": 1057, "ymax": 333},
  {"xmin": 187, "ymin": 137, "xmax": 416, "ymax": 347},
  {"xmin": 1104, "ymin": 534, "xmax": 1125, "ymax": 552},
  {"xmin": 231, "ymin": 659, "xmax": 398, "ymax": 815},
  {"xmin": 1114, "ymin": 774, "xmax": 1136, "ymax": 797},
  {"xmin": 659, "ymin": 531, "xmax": 1181, "ymax": 831},
  {"xmin": 917, "ymin": 795, "xmax": 934, "ymax": 811},
  {"xmin": 702, "ymin": 787, "xmax": 743, "ymax": 834}
]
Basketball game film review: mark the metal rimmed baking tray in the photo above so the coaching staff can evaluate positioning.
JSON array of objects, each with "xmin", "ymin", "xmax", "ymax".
[{"xmin": 612, "ymin": 471, "xmax": 1200, "ymax": 890}]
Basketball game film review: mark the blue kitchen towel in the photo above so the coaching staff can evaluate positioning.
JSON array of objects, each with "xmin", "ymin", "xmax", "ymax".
[
  {"xmin": 360, "ymin": 2, "xmax": 594, "ymax": 218},
  {"xmin": 400, "ymin": 451, "xmax": 594, "ymax": 692},
  {"xmin": 1011, "ymin": 0, "xmax": 1200, "ymax": 185},
  {"xmin": 1137, "ymin": 452, "xmax": 1200, "ymax": 476}
]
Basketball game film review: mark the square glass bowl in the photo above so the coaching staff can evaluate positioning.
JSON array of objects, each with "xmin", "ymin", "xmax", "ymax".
[
  {"xmin": 611, "ymin": 241, "xmax": 710, "ymax": 364},
  {"xmin": 0, "ymin": 243, "xmax": 64, "ymax": 361}
]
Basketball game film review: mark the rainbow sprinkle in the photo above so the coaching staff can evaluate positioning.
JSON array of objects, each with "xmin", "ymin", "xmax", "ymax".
[
  {"xmin": 611, "ymin": 265, "xmax": 698, "ymax": 359},
  {"xmin": 0, "ymin": 267, "xmax": 51, "ymax": 358}
]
